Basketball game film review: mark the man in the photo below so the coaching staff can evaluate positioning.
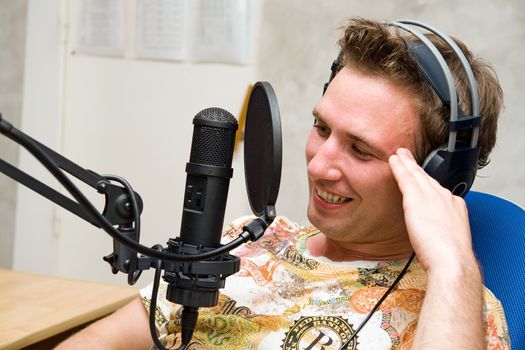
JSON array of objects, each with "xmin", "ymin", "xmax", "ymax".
[{"xmin": 57, "ymin": 18, "xmax": 508, "ymax": 349}]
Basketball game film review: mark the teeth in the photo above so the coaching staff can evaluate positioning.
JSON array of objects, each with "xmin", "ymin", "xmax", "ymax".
[{"xmin": 316, "ymin": 189, "xmax": 351, "ymax": 203}]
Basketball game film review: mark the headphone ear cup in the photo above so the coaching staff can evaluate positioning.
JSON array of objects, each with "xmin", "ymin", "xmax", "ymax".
[
  {"xmin": 422, "ymin": 145, "xmax": 450, "ymax": 188},
  {"xmin": 422, "ymin": 146, "xmax": 480, "ymax": 197},
  {"xmin": 422, "ymin": 145, "xmax": 446, "ymax": 171}
]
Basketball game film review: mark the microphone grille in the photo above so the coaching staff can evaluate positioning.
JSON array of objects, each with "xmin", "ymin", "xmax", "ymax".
[
  {"xmin": 190, "ymin": 108, "xmax": 237, "ymax": 167},
  {"xmin": 195, "ymin": 107, "xmax": 237, "ymax": 124}
]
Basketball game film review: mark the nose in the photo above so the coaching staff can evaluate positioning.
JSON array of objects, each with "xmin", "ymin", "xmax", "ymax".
[{"xmin": 307, "ymin": 136, "xmax": 344, "ymax": 182}]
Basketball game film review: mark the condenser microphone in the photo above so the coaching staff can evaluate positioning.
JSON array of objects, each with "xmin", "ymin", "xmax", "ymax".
[
  {"xmin": 163, "ymin": 107, "xmax": 238, "ymax": 346},
  {"xmin": 179, "ymin": 107, "xmax": 238, "ymax": 247},
  {"xmin": 163, "ymin": 87, "xmax": 281, "ymax": 346}
]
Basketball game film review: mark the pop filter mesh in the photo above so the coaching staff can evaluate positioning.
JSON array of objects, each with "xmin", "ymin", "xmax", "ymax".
[{"xmin": 244, "ymin": 83, "xmax": 278, "ymax": 216}]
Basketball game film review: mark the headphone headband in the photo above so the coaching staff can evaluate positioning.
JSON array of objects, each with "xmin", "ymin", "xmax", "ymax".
[{"xmin": 391, "ymin": 20, "xmax": 480, "ymax": 148}]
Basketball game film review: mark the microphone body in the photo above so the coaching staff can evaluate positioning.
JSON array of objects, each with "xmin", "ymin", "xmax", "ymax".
[
  {"xmin": 164, "ymin": 107, "xmax": 238, "ymax": 345},
  {"xmin": 164, "ymin": 107, "xmax": 238, "ymax": 309},
  {"xmin": 180, "ymin": 107, "xmax": 238, "ymax": 247}
]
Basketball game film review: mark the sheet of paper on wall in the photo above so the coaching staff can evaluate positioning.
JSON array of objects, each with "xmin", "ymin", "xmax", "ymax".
[
  {"xmin": 188, "ymin": 0, "xmax": 250, "ymax": 65},
  {"xmin": 73, "ymin": 0, "xmax": 126, "ymax": 57},
  {"xmin": 134, "ymin": 0, "xmax": 187, "ymax": 61}
]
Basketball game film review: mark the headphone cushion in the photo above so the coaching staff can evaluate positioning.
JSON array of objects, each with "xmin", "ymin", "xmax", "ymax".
[{"xmin": 422, "ymin": 147, "xmax": 480, "ymax": 197}]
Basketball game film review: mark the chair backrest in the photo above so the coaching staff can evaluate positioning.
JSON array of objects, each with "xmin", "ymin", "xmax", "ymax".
[{"xmin": 466, "ymin": 191, "xmax": 525, "ymax": 349}]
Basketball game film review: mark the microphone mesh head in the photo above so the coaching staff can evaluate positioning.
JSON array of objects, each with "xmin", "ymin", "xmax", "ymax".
[
  {"xmin": 190, "ymin": 108, "xmax": 237, "ymax": 167},
  {"xmin": 196, "ymin": 107, "xmax": 237, "ymax": 124}
]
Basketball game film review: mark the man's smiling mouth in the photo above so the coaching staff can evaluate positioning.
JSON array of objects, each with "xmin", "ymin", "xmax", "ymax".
[{"xmin": 316, "ymin": 188, "xmax": 352, "ymax": 204}]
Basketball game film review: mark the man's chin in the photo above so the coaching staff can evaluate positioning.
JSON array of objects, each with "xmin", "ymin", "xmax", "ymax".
[
  {"xmin": 306, "ymin": 204, "xmax": 318, "ymax": 226},
  {"xmin": 307, "ymin": 208, "xmax": 332, "ymax": 233},
  {"xmin": 307, "ymin": 206, "xmax": 354, "ymax": 237}
]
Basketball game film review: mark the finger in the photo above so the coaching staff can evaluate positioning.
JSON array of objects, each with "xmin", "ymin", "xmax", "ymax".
[
  {"xmin": 399, "ymin": 148, "xmax": 459, "ymax": 196},
  {"xmin": 388, "ymin": 152, "xmax": 423, "ymax": 199},
  {"xmin": 395, "ymin": 148, "xmax": 443, "ymax": 192}
]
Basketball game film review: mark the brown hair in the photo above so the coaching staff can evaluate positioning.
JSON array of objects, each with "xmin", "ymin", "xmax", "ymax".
[{"xmin": 336, "ymin": 18, "xmax": 503, "ymax": 168}]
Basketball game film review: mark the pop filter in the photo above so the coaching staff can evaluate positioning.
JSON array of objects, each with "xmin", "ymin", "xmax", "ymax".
[{"xmin": 244, "ymin": 81, "xmax": 282, "ymax": 218}]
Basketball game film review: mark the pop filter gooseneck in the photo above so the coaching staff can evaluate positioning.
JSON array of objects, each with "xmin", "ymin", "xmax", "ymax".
[{"xmin": 244, "ymin": 81, "xmax": 282, "ymax": 221}]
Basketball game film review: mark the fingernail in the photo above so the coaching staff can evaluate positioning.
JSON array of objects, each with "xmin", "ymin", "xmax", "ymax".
[{"xmin": 398, "ymin": 148, "xmax": 410, "ymax": 156}]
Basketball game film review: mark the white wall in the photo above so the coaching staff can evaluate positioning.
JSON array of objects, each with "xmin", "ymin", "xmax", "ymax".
[
  {"xmin": 0, "ymin": 0, "xmax": 27, "ymax": 268},
  {"xmin": 11, "ymin": 0, "xmax": 524, "ymax": 287},
  {"xmin": 12, "ymin": 0, "xmax": 64, "ymax": 275}
]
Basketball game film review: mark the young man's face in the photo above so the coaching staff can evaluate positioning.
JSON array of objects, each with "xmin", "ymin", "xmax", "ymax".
[{"xmin": 306, "ymin": 66, "xmax": 420, "ymax": 243}]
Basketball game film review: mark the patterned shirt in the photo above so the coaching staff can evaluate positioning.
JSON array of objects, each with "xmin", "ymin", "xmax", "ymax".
[{"xmin": 141, "ymin": 216, "xmax": 510, "ymax": 349}]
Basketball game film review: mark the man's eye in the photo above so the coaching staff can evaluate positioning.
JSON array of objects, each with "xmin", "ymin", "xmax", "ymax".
[
  {"xmin": 313, "ymin": 118, "xmax": 330, "ymax": 136},
  {"xmin": 352, "ymin": 145, "xmax": 372, "ymax": 159}
]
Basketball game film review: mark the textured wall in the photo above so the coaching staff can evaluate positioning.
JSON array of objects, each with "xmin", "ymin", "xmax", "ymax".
[
  {"xmin": 0, "ymin": 0, "xmax": 27, "ymax": 268},
  {"xmin": 256, "ymin": 0, "xmax": 525, "ymax": 225}
]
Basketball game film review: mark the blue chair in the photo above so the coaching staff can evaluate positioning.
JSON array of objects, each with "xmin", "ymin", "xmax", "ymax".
[{"xmin": 466, "ymin": 191, "xmax": 525, "ymax": 349}]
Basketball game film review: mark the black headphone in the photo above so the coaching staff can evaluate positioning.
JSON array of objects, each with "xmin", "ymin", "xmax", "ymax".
[{"xmin": 323, "ymin": 20, "xmax": 481, "ymax": 197}]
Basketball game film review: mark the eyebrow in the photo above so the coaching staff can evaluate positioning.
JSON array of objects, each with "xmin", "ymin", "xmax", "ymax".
[{"xmin": 312, "ymin": 107, "xmax": 389, "ymax": 161}]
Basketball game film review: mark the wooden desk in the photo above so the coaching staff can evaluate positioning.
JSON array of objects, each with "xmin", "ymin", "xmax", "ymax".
[{"xmin": 0, "ymin": 269, "xmax": 138, "ymax": 349}]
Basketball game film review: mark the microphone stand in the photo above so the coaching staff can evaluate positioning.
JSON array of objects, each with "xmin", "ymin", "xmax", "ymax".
[
  {"xmin": 0, "ymin": 114, "xmax": 148, "ymax": 283},
  {"xmin": 0, "ymin": 114, "xmax": 275, "ymax": 348}
]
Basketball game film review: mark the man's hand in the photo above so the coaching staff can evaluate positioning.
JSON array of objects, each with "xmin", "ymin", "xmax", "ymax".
[
  {"xmin": 389, "ymin": 148, "xmax": 484, "ymax": 349},
  {"xmin": 388, "ymin": 147, "xmax": 475, "ymax": 273}
]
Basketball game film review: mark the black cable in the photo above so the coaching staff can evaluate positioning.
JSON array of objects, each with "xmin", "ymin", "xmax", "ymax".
[
  {"xmin": 4, "ymin": 125, "xmax": 248, "ymax": 263},
  {"xmin": 149, "ymin": 245, "xmax": 189, "ymax": 350},
  {"xmin": 102, "ymin": 174, "xmax": 143, "ymax": 284},
  {"xmin": 149, "ymin": 246, "xmax": 170, "ymax": 350},
  {"xmin": 339, "ymin": 252, "xmax": 416, "ymax": 350},
  {"xmin": 103, "ymin": 174, "xmax": 141, "ymax": 241}
]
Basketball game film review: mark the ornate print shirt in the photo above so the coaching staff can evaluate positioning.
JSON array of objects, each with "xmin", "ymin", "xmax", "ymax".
[{"xmin": 141, "ymin": 216, "xmax": 510, "ymax": 350}]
